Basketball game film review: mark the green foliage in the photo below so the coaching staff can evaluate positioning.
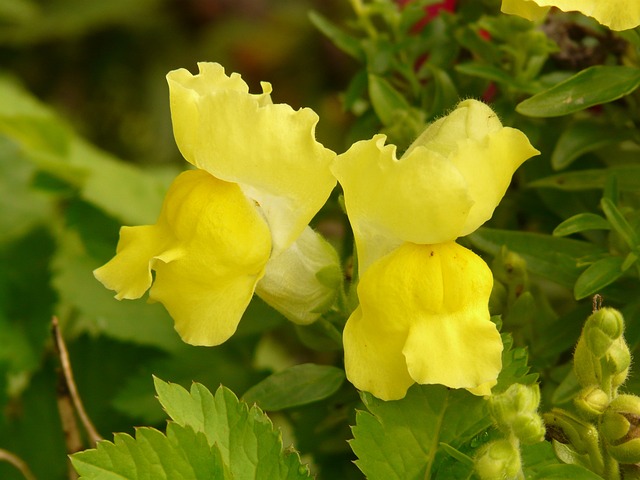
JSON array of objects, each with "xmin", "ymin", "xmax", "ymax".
[{"xmin": 72, "ymin": 378, "xmax": 311, "ymax": 480}]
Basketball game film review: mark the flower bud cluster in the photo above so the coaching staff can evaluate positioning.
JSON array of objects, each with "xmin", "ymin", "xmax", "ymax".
[
  {"xmin": 476, "ymin": 384, "xmax": 545, "ymax": 480},
  {"xmin": 574, "ymin": 308, "xmax": 630, "ymax": 401}
]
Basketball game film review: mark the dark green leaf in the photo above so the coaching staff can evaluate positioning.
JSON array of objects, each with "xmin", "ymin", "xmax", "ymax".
[
  {"xmin": 469, "ymin": 228, "xmax": 607, "ymax": 288},
  {"xmin": 553, "ymin": 213, "xmax": 610, "ymax": 237},
  {"xmin": 551, "ymin": 120, "xmax": 635, "ymax": 170},
  {"xmin": 528, "ymin": 166, "xmax": 640, "ymax": 192},
  {"xmin": 368, "ymin": 74, "xmax": 411, "ymax": 126},
  {"xmin": 601, "ymin": 198, "xmax": 639, "ymax": 250},
  {"xmin": 243, "ymin": 363, "xmax": 345, "ymax": 411},
  {"xmin": 455, "ymin": 63, "xmax": 538, "ymax": 94},
  {"xmin": 574, "ymin": 256, "xmax": 625, "ymax": 300},
  {"xmin": 517, "ymin": 66, "xmax": 640, "ymax": 117},
  {"xmin": 308, "ymin": 11, "xmax": 364, "ymax": 61}
]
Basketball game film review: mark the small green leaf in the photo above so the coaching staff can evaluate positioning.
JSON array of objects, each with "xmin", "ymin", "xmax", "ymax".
[
  {"xmin": 517, "ymin": 66, "xmax": 640, "ymax": 117},
  {"xmin": 243, "ymin": 364, "xmax": 345, "ymax": 411},
  {"xmin": 601, "ymin": 198, "xmax": 639, "ymax": 250},
  {"xmin": 469, "ymin": 228, "xmax": 607, "ymax": 288},
  {"xmin": 622, "ymin": 252, "xmax": 638, "ymax": 271},
  {"xmin": 528, "ymin": 166, "xmax": 640, "ymax": 192},
  {"xmin": 154, "ymin": 378, "xmax": 311, "ymax": 479},
  {"xmin": 574, "ymin": 256, "xmax": 625, "ymax": 300},
  {"xmin": 308, "ymin": 11, "xmax": 364, "ymax": 61},
  {"xmin": 368, "ymin": 74, "xmax": 411, "ymax": 126},
  {"xmin": 551, "ymin": 120, "xmax": 634, "ymax": 170},
  {"xmin": 455, "ymin": 63, "xmax": 538, "ymax": 94},
  {"xmin": 531, "ymin": 463, "xmax": 604, "ymax": 480},
  {"xmin": 553, "ymin": 213, "xmax": 610, "ymax": 237}
]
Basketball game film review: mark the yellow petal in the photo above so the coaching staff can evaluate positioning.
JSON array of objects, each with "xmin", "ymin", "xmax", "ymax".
[
  {"xmin": 343, "ymin": 307, "xmax": 415, "ymax": 401},
  {"xmin": 94, "ymin": 169, "xmax": 272, "ymax": 346},
  {"xmin": 255, "ymin": 226, "xmax": 341, "ymax": 325},
  {"xmin": 344, "ymin": 241, "xmax": 503, "ymax": 399},
  {"xmin": 407, "ymin": 100, "xmax": 540, "ymax": 237},
  {"xmin": 502, "ymin": 0, "xmax": 640, "ymax": 31},
  {"xmin": 167, "ymin": 62, "xmax": 336, "ymax": 254},
  {"xmin": 500, "ymin": 0, "xmax": 550, "ymax": 21},
  {"xmin": 331, "ymin": 134, "xmax": 474, "ymax": 273},
  {"xmin": 332, "ymin": 100, "xmax": 538, "ymax": 273}
]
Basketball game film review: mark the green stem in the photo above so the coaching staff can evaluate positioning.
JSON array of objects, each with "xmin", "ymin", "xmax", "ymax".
[{"xmin": 349, "ymin": 0, "xmax": 378, "ymax": 39}]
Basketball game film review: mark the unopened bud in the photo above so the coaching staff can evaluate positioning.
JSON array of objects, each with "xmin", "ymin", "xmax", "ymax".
[
  {"xmin": 475, "ymin": 439, "xmax": 521, "ymax": 480},
  {"xmin": 488, "ymin": 383, "xmax": 545, "ymax": 444},
  {"xmin": 574, "ymin": 386, "xmax": 609, "ymax": 418},
  {"xmin": 585, "ymin": 308, "xmax": 624, "ymax": 358},
  {"xmin": 602, "ymin": 395, "xmax": 640, "ymax": 464},
  {"xmin": 543, "ymin": 408, "xmax": 600, "ymax": 455}
]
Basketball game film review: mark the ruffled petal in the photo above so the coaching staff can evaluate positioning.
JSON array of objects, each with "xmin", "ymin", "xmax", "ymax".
[
  {"xmin": 346, "ymin": 241, "xmax": 502, "ymax": 399},
  {"xmin": 167, "ymin": 62, "xmax": 336, "ymax": 255},
  {"xmin": 255, "ymin": 226, "xmax": 341, "ymax": 325},
  {"xmin": 331, "ymin": 134, "xmax": 474, "ymax": 273},
  {"xmin": 502, "ymin": 0, "xmax": 640, "ymax": 31},
  {"xmin": 343, "ymin": 307, "xmax": 415, "ymax": 401},
  {"xmin": 94, "ymin": 169, "xmax": 272, "ymax": 346},
  {"xmin": 500, "ymin": 0, "xmax": 549, "ymax": 21}
]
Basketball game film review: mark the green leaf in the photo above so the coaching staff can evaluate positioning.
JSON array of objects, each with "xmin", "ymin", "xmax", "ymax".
[
  {"xmin": 469, "ymin": 228, "xmax": 607, "ymax": 288},
  {"xmin": 601, "ymin": 198, "xmax": 639, "ymax": 250},
  {"xmin": 308, "ymin": 11, "xmax": 364, "ymax": 61},
  {"xmin": 516, "ymin": 66, "xmax": 640, "ymax": 117},
  {"xmin": 72, "ymin": 424, "xmax": 229, "ymax": 479},
  {"xmin": 574, "ymin": 256, "xmax": 626, "ymax": 300},
  {"xmin": 551, "ymin": 120, "xmax": 635, "ymax": 170},
  {"xmin": 243, "ymin": 363, "xmax": 345, "ymax": 411},
  {"xmin": 153, "ymin": 378, "xmax": 312, "ymax": 480},
  {"xmin": 529, "ymin": 166, "xmax": 640, "ymax": 192},
  {"xmin": 368, "ymin": 73, "xmax": 411, "ymax": 126},
  {"xmin": 553, "ymin": 213, "xmax": 610, "ymax": 237},
  {"xmin": 351, "ymin": 385, "xmax": 490, "ymax": 480},
  {"xmin": 455, "ymin": 63, "xmax": 538, "ymax": 94},
  {"xmin": 530, "ymin": 463, "xmax": 604, "ymax": 480}
]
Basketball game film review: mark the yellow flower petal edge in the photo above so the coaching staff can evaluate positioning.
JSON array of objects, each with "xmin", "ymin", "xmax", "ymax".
[
  {"xmin": 94, "ymin": 169, "xmax": 272, "ymax": 346},
  {"xmin": 500, "ymin": 0, "xmax": 549, "ymax": 21},
  {"xmin": 167, "ymin": 62, "xmax": 336, "ymax": 255},
  {"xmin": 331, "ymin": 99, "xmax": 538, "ymax": 273},
  {"xmin": 343, "ymin": 241, "xmax": 502, "ymax": 400},
  {"xmin": 502, "ymin": 0, "xmax": 640, "ymax": 31}
]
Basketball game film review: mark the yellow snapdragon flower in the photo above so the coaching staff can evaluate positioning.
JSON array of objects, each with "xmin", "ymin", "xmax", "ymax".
[
  {"xmin": 332, "ymin": 100, "xmax": 539, "ymax": 400},
  {"xmin": 95, "ymin": 63, "xmax": 338, "ymax": 346},
  {"xmin": 501, "ymin": 0, "xmax": 640, "ymax": 31}
]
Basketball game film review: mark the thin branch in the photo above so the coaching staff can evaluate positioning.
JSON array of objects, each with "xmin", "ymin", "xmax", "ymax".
[
  {"xmin": 51, "ymin": 316, "xmax": 103, "ymax": 447},
  {"xmin": 0, "ymin": 449, "xmax": 37, "ymax": 480},
  {"xmin": 56, "ymin": 372, "xmax": 81, "ymax": 480}
]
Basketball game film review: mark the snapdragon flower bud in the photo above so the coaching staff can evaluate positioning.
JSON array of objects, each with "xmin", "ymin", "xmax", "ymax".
[
  {"xmin": 488, "ymin": 383, "xmax": 545, "ymax": 444},
  {"xmin": 475, "ymin": 439, "xmax": 522, "ymax": 480},
  {"xmin": 602, "ymin": 394, "xmax": 640, "ymax": 464},
  {"xmin": 574, "ymin": 386, "xmax": 610, "ymax": 418}
]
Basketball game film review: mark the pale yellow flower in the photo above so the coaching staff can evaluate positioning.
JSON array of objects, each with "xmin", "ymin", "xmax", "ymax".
[
  {"xmin": 332, "ymin": 100, "xmax": 539, "ymax": 400},
  {"xmin": 95, "ymin": 63, "xmax": 337, "ymax": 346},
  {"xmin": 501, "ymin": 0, "xmax": 640, "ymax": 31}
]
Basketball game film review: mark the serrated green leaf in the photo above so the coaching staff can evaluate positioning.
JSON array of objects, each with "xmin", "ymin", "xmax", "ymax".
[
  {"xmin": 553, "ymin": 213, "xmax": 610, "ymax": 237},
  {"xmin": 517, "ymin": 66, "xmax": 640, "ymax": 117},
  {"xmin": 153, "ymin": 378, "xmax": 312, "ymax": 480},
  {"xmin": 529, "ymin": 166, "xmax": 640, "ymax": 192},
  {"xmin": 351, "ymin": 385, "xmax": 490, "ymax": 480},
  {"xmin": 551, "ymin": 120, "xmax": 634, "ymax": 170},
  {"xmin": 308, "ymin": 11, "xmax": 364, "ymax": 61},
  {"xmin": 469, "ymin": 228, "xmax": 607, "ymax": 288},
  {"xmin": 71, "ymin": 424, "xmax": 228, "ymax": 480},
  {"xmin": 574, "ymin": 256, "xmax": 626, "ymax": 300},
  {"xmin": 368, "ymin": 73, "xmax": 411, "ymax": 126},
  {"xmin": 243, "ymin": 364, "xmax": 345, "ymax": 411}
]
